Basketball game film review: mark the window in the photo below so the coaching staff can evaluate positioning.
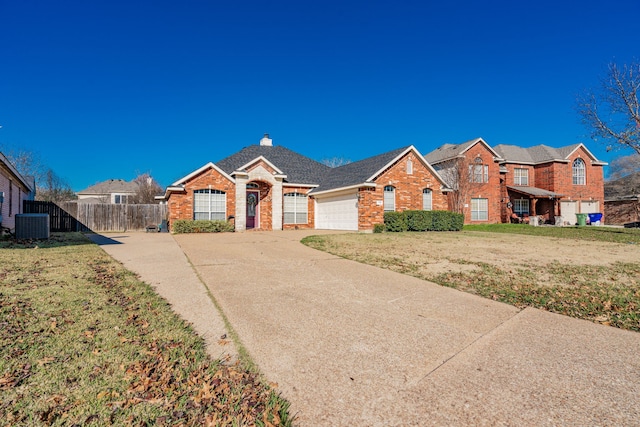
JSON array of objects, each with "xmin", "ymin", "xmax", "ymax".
[
  {"xmin": 513, "ymin": 199, "xmax": 529, "ymax": 216},
  {"xmin": 514, "ymin": 168, "xmax": 529, "ymax": 186},
  {"xmin": 422, "ymin": 188, "xmax": 432, "ymax": 211},
  {"xmin": 572, "ymin": 158, "xmax": 586, "ymax": 185},
  {"xmin": 469, "ymin": 158, "xmax": 489, "ymax": 183},
  {"xmin": 471, "ymin": 198, "xmax": 488, "ymax": 221},
  {"xmin": 194, "ymin": 189, "xmax": 226, "ymax": 220},
  {"xmin": 406, "ymin": 159, "xmax": 413, "ymax": 175},
  {"xmin": 246, "ymin": 182, "xmax": 259, "ymax": 189},
  {"xmin": 283, "ymin": 192, "xmax": 308, "ymax": 224},
  {"xmin": 114, "ymin": 194, "xmax": 129, "ymax": 204},
  {"xmin": 384, "ymin": 186, "xmax": 395, "ymax": 211}
]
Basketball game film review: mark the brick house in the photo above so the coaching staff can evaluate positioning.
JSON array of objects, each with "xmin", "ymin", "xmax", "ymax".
[
  {"xmin": 493, "ymin": 143, "xmax": 606, "ymax": 225},
  {"xmin": 424, "ymin": 138, "xmax": 504, "ymax": 223},
  {"xmin": 0, "ymin": 151, "xmax": 35, "ymax": 231},
  {"xmin": 604, "ymin": 171, "xmax": 640, "ymax": 225},
  {"xmin": 163, "ymin": 135, "xmax": 450, "ymax": 231}
]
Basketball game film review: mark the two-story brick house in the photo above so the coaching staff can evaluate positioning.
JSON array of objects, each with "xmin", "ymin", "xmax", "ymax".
[
  {"xmin": 424, "ymin": 138, "xmax": 504, "ymax": 223},
  {"xmin": 493, "ymin": 143, "xmax": 606, "ymax": 225},
  {"xmin": 163, "ymin": 135, "xmax": 451, "ymax": 231}
]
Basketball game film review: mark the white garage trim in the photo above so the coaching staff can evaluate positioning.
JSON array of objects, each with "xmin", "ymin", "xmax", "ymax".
[
  {"xmin": 560, "ymin": 201, "xmax": 577, "ymax": 225},
  {"xmin": 315, "ymin": 192, "xmax": 359, "ymax": 230}
]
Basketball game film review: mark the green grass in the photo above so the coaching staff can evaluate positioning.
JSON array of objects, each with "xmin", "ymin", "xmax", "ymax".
[
  {"xmin": 463, "ymin": 223, "xmax": 640, "ymax": 244},
  {"xmin": 0, "ymin": 233, "xmax": 292, "ymax": 426}
]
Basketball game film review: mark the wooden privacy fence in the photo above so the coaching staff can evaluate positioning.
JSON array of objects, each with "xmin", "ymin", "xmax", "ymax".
[{"xmin": 24, "ymin": 201, "xmax": 168, "ymax": 232}]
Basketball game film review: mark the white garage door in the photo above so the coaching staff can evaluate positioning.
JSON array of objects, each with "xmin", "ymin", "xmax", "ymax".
[
  {"xmin": 580, "ymin": 201, "xmax": 599, "ymax": 214},
  {"xmin": 315, "ymin": 193, "xmax": 359, "ymax": 230},
  {"xmin": 560, "ymin": 201, "xmax": 577, "ymax": 225}
]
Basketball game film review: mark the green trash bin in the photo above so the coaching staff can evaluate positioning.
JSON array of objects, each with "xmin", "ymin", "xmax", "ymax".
[{"xmin": 576, "ymin": 213, "xmax": 587, "ymax": 226}]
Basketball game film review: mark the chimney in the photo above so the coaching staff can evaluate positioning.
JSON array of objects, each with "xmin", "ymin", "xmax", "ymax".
[{"xmin": 260, "ymin": 133, "xmax": 273, "ymax": 146}]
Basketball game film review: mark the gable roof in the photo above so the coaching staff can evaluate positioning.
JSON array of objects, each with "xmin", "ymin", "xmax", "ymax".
[
  {"xmin": 77, "ymin": 179, "xmax": 138, "ymax": 195},
  {"xmin": 423, "ymin": 138, "xmax": 502, "ymax": 165},
  {"xmin": 216, "ymin": 145, "xmax": 332, "ymax": 185},
  {"xmin": 313, "ymin": 146, "xmax": 409, "ymax": 193},
  {"xmin": 0, "ymin": 152, "xmax": 35, "ymax": 193},
  {"xmin": 494, "ymin": 143, "xmax": 606, "ymax": 165}
]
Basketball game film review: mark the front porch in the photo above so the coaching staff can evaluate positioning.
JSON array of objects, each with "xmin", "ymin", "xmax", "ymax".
[{"xmin": 506, "ymin": 186, "xmax": 563, "ymax": 225}]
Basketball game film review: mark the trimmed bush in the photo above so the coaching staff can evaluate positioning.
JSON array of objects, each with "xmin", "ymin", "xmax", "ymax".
[
  {"xmin": 172, "ymin": 219, "xmax": 235, "ymax": 234},
  {"xmin": 384, "ymin": 210, "xmax": 463, "ymax": 232},
  {"xmin": 373, "ymin": 223, "xmax": 386, "ymax": 233},
  {"xmin": 384, "ymin": 212, "xmax": 407, "ymax": 232}
]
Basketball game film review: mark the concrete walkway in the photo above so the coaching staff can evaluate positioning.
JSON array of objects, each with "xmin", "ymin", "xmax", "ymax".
[{"xmin": 94, "ymin": 231, "xmax": 640, "ymax": 426}]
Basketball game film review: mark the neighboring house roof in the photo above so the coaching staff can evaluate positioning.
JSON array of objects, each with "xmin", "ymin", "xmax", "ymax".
[
  {"xmin": 77, "ymin": 179, "xmax": 139, "ymax": 195},
  {"xmin": 216, "ymin": 145, "xmax": 332, "ymax": 185},
  {"xmin": 0, "ymin": 151, "xmax": 35, "ymax": 193},
  {"xmin": 604, "ymin": 171, "xmax": 640, "ymax": 200},
  {"xmin": 423, "ymin": 137, "xmax": 502, "ymax": 165},
  {"xmin": 494, "ymin": 143, "xmax": 606, "ymax": 165},
  {"xmin": 507, "ymin": 186, "xmax": 563, "ymax": 198}
]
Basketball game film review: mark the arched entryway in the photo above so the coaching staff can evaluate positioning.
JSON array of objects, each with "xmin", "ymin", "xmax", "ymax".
[{"xmin": 245, "ymin": 181, "xmax": 271, "ymax": 230}]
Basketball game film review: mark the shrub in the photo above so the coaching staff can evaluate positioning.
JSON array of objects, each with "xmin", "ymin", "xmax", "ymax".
[
  {"xmin": 373, "ymin": 223, "xmax": 386, "ymax": 233},
  {"xmin": 384, "ymin": 210, "xmax": 464, "ymax": 232},
  {"xmin": 172, "ymin": 219, "xmax": 235, "ymax": 234},
  {"xmin": 384, "ymin": 212, "xmax": 407, "ymax": 232}
]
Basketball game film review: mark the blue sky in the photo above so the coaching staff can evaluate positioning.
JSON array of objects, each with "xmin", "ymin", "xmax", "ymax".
[{"xmin": 1, "ymin": 0, "xmax": 638, "ymax": 191}]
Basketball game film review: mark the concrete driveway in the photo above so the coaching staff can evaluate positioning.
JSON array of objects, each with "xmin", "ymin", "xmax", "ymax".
[{"xmin": 97, "ymin": 231, "xmax": 640, "ymax": 426}]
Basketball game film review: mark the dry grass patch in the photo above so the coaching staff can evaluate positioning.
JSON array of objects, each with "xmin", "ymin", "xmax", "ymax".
[
  {"xmin": 0, "ymin": 233, "xmax": 292, "ymax": 426},
  {"xmin": 302, "ymin": 229, "xmax": 640, "ymax": 332}
]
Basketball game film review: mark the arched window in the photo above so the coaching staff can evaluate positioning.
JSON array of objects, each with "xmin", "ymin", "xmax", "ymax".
[
  {"xmin": 283, "ymin": 192, "xmax": 308, "ymax": 224},
  {"xmin": 246, "ymin": 182, "xmax": 259, "ymax": 189},
  {"xmin": 406, "ymin": 159, "xmax": 413, "ymax": 175},
  {"xmin": 384, "ymin": 185, "xmax": 395, "ymax": 212},
  {"xmin": 572, "ymin": 158, "xmax": 586, "ymax": 185},
  {"xmin": 193, "ymin": 189, "xmax": 226, "ymax": 220},
  {"xmin": 422, "ymin": 188, "xmax": 432, "ymax": 211},
  {"xmin": 469, "ymin": 157, "xmax": 489, "ymax": 183}
]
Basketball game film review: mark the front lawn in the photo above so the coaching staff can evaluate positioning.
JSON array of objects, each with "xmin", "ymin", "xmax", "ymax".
[
  {"xmin": 302, "ymin": 227, "xmax": 640, "ymax": 332},
  {"xmin": 0, "ymin": 233, "xmax": 292, "ymax": 426}
]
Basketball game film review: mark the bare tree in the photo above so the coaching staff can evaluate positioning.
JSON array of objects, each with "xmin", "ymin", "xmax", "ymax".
[
  {"xmin": 607, "ymin": 153, "xmax": 640, "ymax": 180},
  {"xmin": 433, "ymin": 157, "xmax": 471, "ymax": 214},
  {"xmin": 131, "ymin": 173, "xmax": 163, "ymax": 204},
  {"xmin": 321, "ymin": 157, "xmax": 351, "ymax": 167},
  {"xmin": 578, "ymin": 61, "xmax": 640, "ymax": 155},
  {"xmin": 1, "ymin": 147, "xmax": 75, "ymax": 202}
]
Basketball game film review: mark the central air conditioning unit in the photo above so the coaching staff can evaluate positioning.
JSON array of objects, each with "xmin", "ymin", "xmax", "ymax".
[{"xmin": 15, "ymin": 213, "xmax": 50, "ymax": 240}]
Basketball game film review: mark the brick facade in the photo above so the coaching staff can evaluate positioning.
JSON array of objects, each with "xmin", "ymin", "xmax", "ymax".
[
  {"xmin": 168, "ymin": 167, "xmax": 236, "ymax": 225},
  {"xmin": 359, "ymin": 151, "xmax": 448, "ymax": 231},
  {"xmin": 461, "ymin": 143, "xmax": 502, "ymax": 224}
]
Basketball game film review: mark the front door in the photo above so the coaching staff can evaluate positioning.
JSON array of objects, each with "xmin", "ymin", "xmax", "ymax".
[{"xmin": 246, "ymin": 192, "xmax": 258, "ymax": 229}]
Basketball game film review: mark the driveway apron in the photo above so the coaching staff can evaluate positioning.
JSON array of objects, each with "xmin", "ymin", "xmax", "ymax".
[{"xmin": 173, "ymin": 231, "xmax": 640, "ymax": 426}]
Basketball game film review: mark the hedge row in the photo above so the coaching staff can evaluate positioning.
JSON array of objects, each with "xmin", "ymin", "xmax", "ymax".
[
  {"xmin": 383, "ymin": 210, "xmax": 464, "ymax": 232},
  {"xmin": 172, "ymin": 219, "xmax": 235, "ymax": 234}
]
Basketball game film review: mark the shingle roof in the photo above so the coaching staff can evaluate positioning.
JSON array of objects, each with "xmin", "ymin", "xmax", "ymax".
[
  {"xmin": 78, "ymin": 179, "xmax": 139, "ymax": 195},
  {"xmin": 507, "ymin": 186, "xmax": 563, "ymax": 198},
  {"xmin": 494, "ymin": 144, "xmax": 584, "ymax": 164},
  {"xmin": 314, "ymin": 146, "xmax": 411, "ymax": 192},
  {"xmin": 423, "ymin": 139, "xmax": 481, "ymax": 165},
  {"xmin": 215, "ymin": 145, "xmax": 332, "ymax": 185}
]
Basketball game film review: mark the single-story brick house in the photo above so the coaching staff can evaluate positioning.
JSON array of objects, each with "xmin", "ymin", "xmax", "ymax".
[
  {"xmin": 163, "ymin": 134, "xmax": 451, "ymax": 231},
  {"xmin": 0, "ymin": 151, "xmax": 36, "ymax": 231}
]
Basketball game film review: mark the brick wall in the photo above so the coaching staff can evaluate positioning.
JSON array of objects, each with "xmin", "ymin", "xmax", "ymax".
[
  {"xmin": 460, "ymin": 144, "xmax": 502, "ymax": 224},
  {"xmin": 167, "ymin": 167, "xmax": 236, "ymax": 225},
  {"xmin": 361, "ymin": 151, "xmax": 448, "ymax": 230},
  {"xmin": 604, "ymin": 199, "xmax": 639, "ymax": 225}
]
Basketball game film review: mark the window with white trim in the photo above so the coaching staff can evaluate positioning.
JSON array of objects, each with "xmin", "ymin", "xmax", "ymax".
[
  {"xmin": 406, "ymin": 159, "xmax": 413, "ymax": 175},
  {"xmin": 513, "ymin": 199, "xmax": 529, "ymax": 216},
  {"xmin": 194, "ymin": 189, "xmax": 226, "ymax": 220},
  {"xmin": 384, "ymin": 186, "xmax": 395, "ymax": 211},
  {"xmin": 471, "ymin": 198, "xmax": 488, "ymax": 221},
  {"xmin": 513, "ymin": 168, "xmax": 529, "ymax": 186},
  {"xmin": 469, "ymin": 157, "xmax": 489, "ymax": 183},
  {"xmin": 422, "ymin": 188, "xmax": 432, "ymax": 211},
  {"xmin": 572, "ymin": 158, "xmax": 586, "ymax": 185},
  {"xmin": 114, "ymin": 194, "xmax": 130, "ymax": 204},
  {"xmin": 283, "ymin": 192, "xmax": 308, "ymax": 224}
]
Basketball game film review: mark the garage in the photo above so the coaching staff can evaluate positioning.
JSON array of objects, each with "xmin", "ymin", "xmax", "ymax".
[
  {"xmin": 560, "ymin": 201, "xmax": 577, "ymax": 225},
  {"xmin": 315, "ymin": 193, "xmax": 359, "ymax": 230},
  {"xmin": 580, "ymin": 200, "xmax": 600, "ymax": 214}
]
